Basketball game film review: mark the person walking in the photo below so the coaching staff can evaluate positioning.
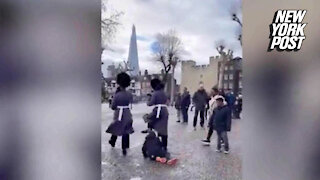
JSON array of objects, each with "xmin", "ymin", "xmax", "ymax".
[
  {"xmin": 192, "ymin": 84, "xmax": 209, "ymax": 130},
  {"xmin": 174, "ymin": 93, "xmax": 182, "ymax": 123},
  {"xmin": 106, "ymin": 72, "xmax": 134, "ymax": 156},
  {"xmin": 202, "ymin": 87, "xmax": 227, "ymax": 145},
  {"xmin": 180, "ymin": 87, "xmax": 191, "ymax": 123},
  {"xmin": 212, "ymin": 97, "xmax": 232, "ymax": 154},
  {"xmin": 225, "ymin": 89, "xmax": 236, "ymax": 118},
  {"xmin": 146, "ymin": 78, "xmax": 169, "ymax": 151}
]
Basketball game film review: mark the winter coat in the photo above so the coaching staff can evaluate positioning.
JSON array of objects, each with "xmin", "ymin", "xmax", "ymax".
[
  {"xmin": 142, "ymin": 131, "xmax": 167, "ymax": 160},
  {"xmin": 210, "ymin": 105, "xmax": 232, "ymax": 132},
  {"xmin": 147, "ymin": 89, "xmax": 169, "ymax": 136},
  {"xmin": 180, "ymin": 92, "xmax": 191, "ymax": 108},
  {"xmin": 192, "ymin": 89, "xmax": 209, "ymax": 110},
  {"xmin": 225, "ymin": 93, "xmax": 236, "ymax": 106},
  {"xmin": 174, "ymin": 95, "xmax": 182, "ymax": 110},
  {"xmin": 106, "ymin": 89, "xmax": 134, "ymax": 136},
  {"xmin": 207, "ymin": 95, "xmax": 227, "ymax": 118}
]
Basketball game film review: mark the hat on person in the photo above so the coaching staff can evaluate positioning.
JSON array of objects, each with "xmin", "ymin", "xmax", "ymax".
[
  {"xmin": 151, "ymin": 78, "xmax": 164, "ymax": 90},
  {"xmin": 116, "ymin": 72, "xmax": 131, "ymax": 88}
]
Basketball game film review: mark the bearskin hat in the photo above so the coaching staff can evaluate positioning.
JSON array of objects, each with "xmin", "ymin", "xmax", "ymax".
[
  {"xmin": 150, "ymin": 78, "xmax": 164, "ymax": 90},
  {"xmin": 116, "ymin": 72, "xmax": 131, "ymax": 88}
]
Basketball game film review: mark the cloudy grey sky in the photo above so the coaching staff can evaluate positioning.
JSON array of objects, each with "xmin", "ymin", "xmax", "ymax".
[{"xmin": 102, "ymin": 0, "xmax": 242, "ymax": 82}]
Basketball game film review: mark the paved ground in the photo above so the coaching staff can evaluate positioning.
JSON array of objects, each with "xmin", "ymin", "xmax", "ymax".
[{"xmin": 102, "ymin": 103, "xmax": 242, "ymax": 180}]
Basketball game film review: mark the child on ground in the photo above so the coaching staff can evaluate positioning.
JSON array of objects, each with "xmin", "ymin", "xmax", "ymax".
[{"xmin": 142, "ymin": 130, "xmax": 178, "ymax": 165}]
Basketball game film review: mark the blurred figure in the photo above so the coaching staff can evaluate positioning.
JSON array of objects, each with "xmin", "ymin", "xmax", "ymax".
[
  {"xmin": 234, "ymin": 94, "xmax": 242, "ymax": 119},
  {"xmin": 180, "ymin": 87, "xmax": 191, "ymax": 123},
  {"xmin": 225, "ymin": 89, "xmax": 236, "ymax": 118},
  {"xmin": 106, "ymin": 73, "xmax": 134, "ymax": 156},
  {"xmin": 108, "ymin": 95, "xmax": 113, "ymax": 108},
  {"xmin": 192, "ymin": 84, "xmax": 209, "ymax": 130},
  {"xmin": 219, "ymin": 89, "xmax": 226, "ymax": 98},
  {"xmin": 174, "ymin": 92, "xmax": 182, "ymax": 123}
]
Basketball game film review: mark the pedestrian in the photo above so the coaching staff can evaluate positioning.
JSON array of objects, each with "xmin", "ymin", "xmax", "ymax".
[
  {"xmin": 219, "ymin": 89, "xmax": 226, "ymax": 98},
  {"xmin": 192, "ymin": 83, "xmax": 209, "ymax": 130},
  {"xmin": 106, "ymin": 72, "xmax": 134, "ymax": 156},
  {"xmin": 180, "ymin": 87, "xmax": 191, "ymax": 123},
  {"xmin": 143, "ymin": 78, "xmax": 169, "ymax": 150},
  {"xmin": 108, "ymin": 95, "xmax": 113, "ymax": 108},
  {"xmin": 202, "ymin": 87, "xmax": 227, "ymax": 145},
  {"xmin": 142, "ymin": 130, "xmax": 178, "ymax": 165},
  {"xmin": 174, "ymin": 92, "xmax": 182, "ymax": 123},
  {"xmin": 208, "ymin": 97, "xmax": 232, "ymax": 154},
  {"xmin": 234, "ymin": 94, "xmax": 242, "ymax": 119},
  {"xmin": 225, "ymin": 89, "xmax": 236, "ymax": 118},
  {"xmin": 204, "ymin": 96, "xmax": 210, "ymax": 121}
]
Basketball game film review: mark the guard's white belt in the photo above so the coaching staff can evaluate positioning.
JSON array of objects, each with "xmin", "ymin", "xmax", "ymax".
[
  {"xmin": 117, "ymin": 106, "xmax": 130, "ymax": 121},
  {"xmin": 154, "ymin": 104, "xmax": 167, "ymax": 118}
]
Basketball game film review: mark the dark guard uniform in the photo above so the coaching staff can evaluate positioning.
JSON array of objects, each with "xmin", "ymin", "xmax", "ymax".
[
  {"xmin": 147, "ymin": 79, "xmax": 169, "ymax": 150},
  {"xmin": 105, "ymin": 73, "xmax": 134, "ymax": 155}
]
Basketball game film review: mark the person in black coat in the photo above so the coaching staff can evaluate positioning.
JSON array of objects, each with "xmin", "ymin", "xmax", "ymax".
[
  {"xmin": 210, "ymin": 97, "xmax": 232, "ymax": 154},
  {"xmin": 180, "ymin": 87, "xmax": 191, "ymax": 123},
  {"xmin": 192, "ymin": 84, "xmax": 209, "ymax": 130},
  {"xmin": 106, "ymin": 72, "xmax": 134, "ymax": 156},
  {"xmin": 175, "ymin": 92, "xmax": 182, "ymax": 122},
  {"xmin": 142, "ymin": 130, "xmax": 178, "ymax": 165}
]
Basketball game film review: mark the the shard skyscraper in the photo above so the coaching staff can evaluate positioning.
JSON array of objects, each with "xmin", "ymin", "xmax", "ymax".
[{"xmin": 127, "ymin": 25, "xmax": 140, "ymax": 76}]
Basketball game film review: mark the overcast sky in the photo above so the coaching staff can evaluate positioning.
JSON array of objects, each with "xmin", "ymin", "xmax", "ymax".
[{"xmin": 102, "ymin": 0, "xmax": 242, "ymax": 82}]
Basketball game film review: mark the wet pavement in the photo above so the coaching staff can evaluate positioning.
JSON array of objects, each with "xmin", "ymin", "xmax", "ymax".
[{"xmin": 102, "ymin": 103, "xmax": 242, "ymax": 180}]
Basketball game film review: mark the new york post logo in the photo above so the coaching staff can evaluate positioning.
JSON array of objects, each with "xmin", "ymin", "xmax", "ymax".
[{"xmin": 268, "ymin": 10, "xmax": 307, "ymax": 52}]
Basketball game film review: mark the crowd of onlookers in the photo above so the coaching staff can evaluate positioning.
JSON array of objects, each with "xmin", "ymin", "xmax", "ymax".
[
  {"xmin": 174, "ymin": 85, "xmax": 243, "ymax": 125},
  {"xmin": 173, "ymin": 84, "xmax": 243, "ymax": 154}
]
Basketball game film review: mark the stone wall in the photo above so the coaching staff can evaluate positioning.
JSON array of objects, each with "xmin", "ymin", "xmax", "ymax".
[{"xmin": 180, "ymin": 56, "xmax": 222, "ymax": 95}]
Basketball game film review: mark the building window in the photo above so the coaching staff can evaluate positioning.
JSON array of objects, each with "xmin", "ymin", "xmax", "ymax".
[
  {"xmin": 224, "ymin": 74, "xmax": 228, "ymax": 80},
  {"xmin": 132, "ymin": 82, "xmax": 135, "ymax": 87},
  {"xmin": 239, "ymin": 72, "xmax": 242, "ymax": 77},
  {"xmin": 229, "ymin": 74, "xmax": 233, "ymax": 80},
  {"xmin": 230, "ymin": 65, "xmax": 234, "ymax": 70},
  {"xmin": 239, "ymin": 81, "xmax": 242, "ymax": 88},
  {"xmin": 224, "ymin": 83, "xmax": 228, "ymax": 89},
  {"xmin": 144, "ymin": 77, "xmax": 147, "ymax": 80},
  {"xmin": 224, "ymin": 66, "xmax": 228, "ymax": 71},
  {"xmin": 229, "ymin": 83, "xmax": 233, "ymax": 89},
  {"xmin": 112, "ymin": 83, "xmax": 116, "ymax": 88}
]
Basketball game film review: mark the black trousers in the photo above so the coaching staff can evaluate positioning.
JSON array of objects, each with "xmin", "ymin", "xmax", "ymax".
[
  {"xmin": 181, "ymin": 106, "xmax": 189, "ymax": 122},
  {"xmin": 158, "ymin": 133, "xmax": 168, "ymax": 150},
  {"xmin": 110, "ymin": 134, "xmax": 129, "ymax": 150},
  {"xmin": 217, "ymin": 131, "xmax": 229, "ymax": 151},
  {"xmin": 193, "ymin": 109, "xmax": 205, "ymax": 127},
  {"xmin": 207, "ymin": 126, "xmax": 214, "ymax": 141}
]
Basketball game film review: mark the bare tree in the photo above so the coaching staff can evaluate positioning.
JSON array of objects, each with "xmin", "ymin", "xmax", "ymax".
[
  {"xmin": 230, "ymin": 1, "xmax": 242, "ymax": 46},
  {"xmin": 216, "ymin": 42, "xmax": 233, "ymax": 89},
  {"xmin": 153, "ymin": 30, "xmax": 183, "ymax": 104},
  {"xmin": 232, "ymin": 13, "xmax": 242, "ymax": 46},
  {"xmin": 101, "ymin": 0, "xmax": 123, "ymax": 49}
]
